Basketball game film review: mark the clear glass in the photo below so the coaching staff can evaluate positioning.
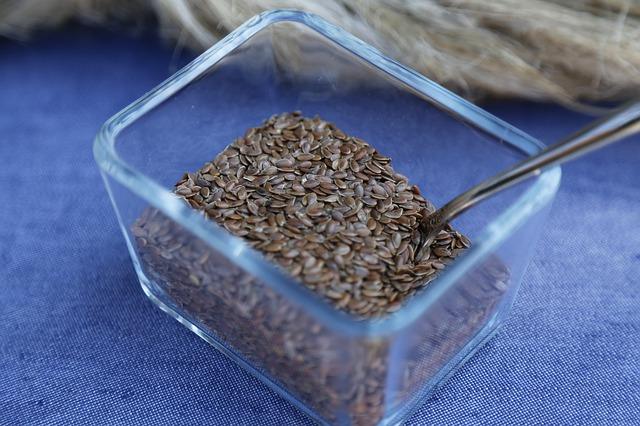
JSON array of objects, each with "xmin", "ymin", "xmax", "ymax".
[{"xmin": 94, "ymin": 10, "xmax": 561, "ymax": 426}]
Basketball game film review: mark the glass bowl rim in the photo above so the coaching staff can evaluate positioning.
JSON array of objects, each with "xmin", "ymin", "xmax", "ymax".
[{"xmin": 94, "ymin": 9, "xmax": 561, "ymax": 337}]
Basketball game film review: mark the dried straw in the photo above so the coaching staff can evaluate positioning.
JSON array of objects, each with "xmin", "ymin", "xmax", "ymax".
[{"xmin": 1, "ymin": 0, "xmax": 639, "ymax": 105}]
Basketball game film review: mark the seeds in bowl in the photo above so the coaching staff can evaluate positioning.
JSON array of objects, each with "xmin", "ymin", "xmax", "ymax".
[
  {"xmin": 172, "ymin": 111, "xmax": 470, "ymax": 318},
  {"xmin": 131, "ymin": 112, "xmax": 510, "ymax": 424}
]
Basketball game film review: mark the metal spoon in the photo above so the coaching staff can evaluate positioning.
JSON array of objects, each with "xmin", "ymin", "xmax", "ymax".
[{"xmin": 417, "ymin": 101, "xmax": 640, "ymax": 250}]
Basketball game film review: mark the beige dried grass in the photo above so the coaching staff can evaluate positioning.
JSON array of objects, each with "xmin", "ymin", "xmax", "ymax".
[{"xmin": 1, "ymin": 0, "xmax": 639, "ymax": 105}]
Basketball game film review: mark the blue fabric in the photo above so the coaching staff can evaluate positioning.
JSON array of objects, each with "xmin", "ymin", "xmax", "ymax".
[{"xmin": 1, "ymin": 28, "xmax": 638, "ymax": 425}]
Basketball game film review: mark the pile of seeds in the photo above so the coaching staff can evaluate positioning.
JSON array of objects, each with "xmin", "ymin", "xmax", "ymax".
[
  {"xmin": 132, "ymin": 113, "xmax": 509, "ymax": 424},
  {"xmin": 174, "ymin": 112, "xmax": 470, "ymax": 317}
]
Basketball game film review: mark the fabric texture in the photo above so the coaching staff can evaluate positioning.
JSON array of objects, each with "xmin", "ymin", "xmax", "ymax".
[{"xmin": 0, "ymin": 28, "xmax": 638, "ymax": 425}]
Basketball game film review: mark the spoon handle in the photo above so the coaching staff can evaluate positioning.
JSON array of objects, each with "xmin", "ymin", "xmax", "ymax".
[{"xmin": 419, "ymin": 101, "xmax": 640, "ymax": 242}]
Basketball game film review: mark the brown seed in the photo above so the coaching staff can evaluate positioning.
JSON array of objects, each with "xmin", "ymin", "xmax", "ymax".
[
  {"xmin": 296, "ymin": 153, "xmax": 315, "ymax": 161},
  {"xmin": 433, "ymin": 247, "xmax": 451, "ymax": 257},
  {"xmin": 362, "ymin": 197, "xmax": 377, "ymax": 207},
  {"xmin": 385, "ymin": 208, "xmax": 403, "ymax": 219},
  {"xmin": 263, "ymin": 242, "xmax": 283, "ymax": 252},
  {"xmin": 276, "ymin": 158, "xmax": 295, "ymax": 168},
  {"xmin": 306, "ymin": 204, "xmax": 325, "ymax": 217},
  {"xmin": 176, "ymin": 187, "xmax": 192, "ymax": 196},
  {"xmin": 392, "ymin": 232, "xmax": 402, "ymax": 248},
  {"xmin": 303, "ymin": 179, "xmax": 320, "ymax": 189},
  {"xmin": 362, "ymin": 254, "xmax": 378, "ymax": 265},
  {"xmin": 247, "ymin": 201, "xmax": 259, "ymax": 216},
  {"xmin": 335, "ymin": 245, "xmax": 351, "ymax": 255}
]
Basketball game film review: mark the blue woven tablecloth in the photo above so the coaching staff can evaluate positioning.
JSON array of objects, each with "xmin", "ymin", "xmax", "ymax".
[{"xmin": 1, "ymin": 28, "xmax": 638, "ymax": 425}]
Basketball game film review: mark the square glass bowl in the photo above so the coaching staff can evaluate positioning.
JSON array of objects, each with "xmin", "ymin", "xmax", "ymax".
[{"xmin": 94, "ymin": 10, "xmax": 561, "ymax": 426}]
